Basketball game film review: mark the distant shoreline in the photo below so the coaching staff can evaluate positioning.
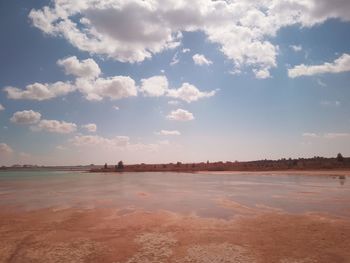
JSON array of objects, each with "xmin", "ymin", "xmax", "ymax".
[
  {"xmin": 90, "ymin": 156, "xmax": 350, "ymax": 174},
  {"xmin": 88, "ymin": 169, "xmax": 350, "ymax": 177},
  {"xmin": 2, "ymin": 156, "xmax": 349, "ymax": 175}
]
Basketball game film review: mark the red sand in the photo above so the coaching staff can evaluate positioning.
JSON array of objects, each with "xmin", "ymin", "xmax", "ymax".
[{"xmin": 1, "ymin": 206, "xmax": 349, "ymax": 263}]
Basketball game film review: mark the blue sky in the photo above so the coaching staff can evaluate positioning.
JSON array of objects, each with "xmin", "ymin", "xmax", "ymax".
[{"xmin": 1, "ymin": 0, "xmax": 350, "ymax": 166}]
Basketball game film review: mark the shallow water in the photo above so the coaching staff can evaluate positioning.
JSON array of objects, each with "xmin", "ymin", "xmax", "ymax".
[{"xmin": 0, "ymin": 171, "xmax": 349, "ymax": 218}]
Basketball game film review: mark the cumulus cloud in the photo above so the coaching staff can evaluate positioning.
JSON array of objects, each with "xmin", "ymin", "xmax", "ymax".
[
  {"xmin": 0, "ymin": 104, "xmax": 4, "ymax": 111},
  {"xmin": 10, "ymin": 110, "xmax": 42, "ymax": 124},
  {"xmin": 192, "ymin": 54, "xmax": 212, "ymax": 66},
  {"xmin": 289, "ymin": 53, "xmax": 350, "ymax": 78},
  {"xmin": 0, "ymin": 143, "xmax": 13, "ymax": 155},
  {"xmin": 29, "ymin": 0, "xmax": 350, "ymax": 77},
  {"xmin": 167, "ymin": 83, "xmax": 217, "ymax": 103},
  {"xmin": 57, "ymin": 56, "xmax": 101, "ymax": 79},
  {"xmin": 34, "ymin": 120, "xmax": 77, "ymax": 134},
  {"xmin": 156, "ymin": 130, "xmax": 181, "ymax": 136},
  {"xmin": 76, "ymin": 76, "xmax": 137, "ymax": 101},
  {"xmin": 182, "ymin": 48, "xmax": 190, "ymax": 53},
  {"xmin": 4, "ymin": 82, "xmax": 74, "ymax": 101},
  {"xmin": 10, "ymin": 110, "xmax": 77, "ymax": 134},
  {"xmin": 253, "ymin": 68, "xmax": 271, "ymax": 79},
  {"xmin": 139, "ymin": 75, "xmax": 216, "ymax": 102},
  {"xmin": 167, "ymin": 108, "xmax": 194, "ymax": 121},
  {"xmin": 82, "ymin": 123, "xmax": 97, "ymax": 132},
  {"xmin": 3, "ymin": 56, "xmax": 141, "ymax": 103},
  {"xmin": 140, "ymin": 75, "xmax": 168, "ymax": 97}
]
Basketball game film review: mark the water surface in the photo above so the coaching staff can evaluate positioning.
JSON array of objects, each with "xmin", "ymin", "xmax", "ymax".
[{"xmin": 0, "ymin": 171, "xmax": 349, "ymax": 218}]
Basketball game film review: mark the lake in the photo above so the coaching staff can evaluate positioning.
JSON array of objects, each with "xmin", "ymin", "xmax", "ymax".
[
  {"xmin": 0, "ymin": 170, "xmax": 349, "ymax": 218},
  {"xmin": 1, "ymin": 171, "xmax": 350, "ymax": 262}
]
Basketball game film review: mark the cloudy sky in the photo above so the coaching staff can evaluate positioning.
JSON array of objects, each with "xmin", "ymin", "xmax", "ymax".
[{"xmin": 1, "ymin": 0, "xmax": 350, "ymax": 166}]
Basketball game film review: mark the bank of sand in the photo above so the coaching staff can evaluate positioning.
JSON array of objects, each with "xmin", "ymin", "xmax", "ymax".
[
  {"xmin": 1, "ymin": 205, "xmax": 350, "ymax": 263},
  {"xmin": 196, "ymin": 169, "xmax": 350, "ymax": 176}
]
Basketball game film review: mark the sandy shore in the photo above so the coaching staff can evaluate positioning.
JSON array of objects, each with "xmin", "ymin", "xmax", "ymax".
[
  {"xmin": 196, "ymin": 169, "xmax": 350, "ymax": 176},
  {"xmin": 1, "ymin": 206, "xmax": 349, "ymax": 263}
]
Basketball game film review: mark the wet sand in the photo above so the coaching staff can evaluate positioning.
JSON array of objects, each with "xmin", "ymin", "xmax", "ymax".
[
  {"xmin": 0, "ymin": 171, "xmax": 349, "ymax": 262},
  {"xmin": 1, "ymin": 206, "xmax": 350, "ymax": 263}
]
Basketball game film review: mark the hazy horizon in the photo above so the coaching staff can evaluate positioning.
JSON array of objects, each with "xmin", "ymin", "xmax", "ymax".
[{"xmin": 1, "ymin": 0, "xmax": 350, "ymax": 166}]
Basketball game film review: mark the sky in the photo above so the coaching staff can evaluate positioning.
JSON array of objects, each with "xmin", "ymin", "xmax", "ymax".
[{"xmin": 1, "ymin": 0, "xmax": 350, "ymax": 166}]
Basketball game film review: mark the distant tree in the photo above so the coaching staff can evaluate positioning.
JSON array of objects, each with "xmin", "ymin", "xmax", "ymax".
[
  {"xmin": 104, "ymin": 163, "xmax": 108, "ymax": 169},
  {"xmin": 337, "ymin": 153, "xmax": 344, "ymax": 162},
  {"xmin": 176, "ymin": 162, "xmax": 181, "ymax": 166},
  {"xmin": 117, "ymin": 160, "xmax": 124, "ymax": 170}
]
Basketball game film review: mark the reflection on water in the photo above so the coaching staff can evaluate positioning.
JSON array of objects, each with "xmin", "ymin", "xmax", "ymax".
[
  {"xmin": 338, "ymin": 175, "xmax": 346, "ymax": 186},
  {"xmin": 0, "ymin": 171, "xmax": 349, "ymax": 218}
]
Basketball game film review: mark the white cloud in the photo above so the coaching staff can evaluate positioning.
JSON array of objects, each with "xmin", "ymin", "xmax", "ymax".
[
  {"xmin": 70, "ymin": 134, "xmax": 165, "ymax": 153},
  {"xmin": 288, "ymin": 53, "xmax": 350, "ymax": 78},
  {"xmin": 167, "ymin": 108, "xmax": 194, "ymax": 121},
  {"xmin": 113, "ymin": 105, "xmax": 120, "ymax": 110},
  {"xmin": 71, "ymin": 135, "xmax": 130, "ymax": 147},
  {"xmin": 182, "ymin": 48, "xmax": 190, "ymax": 53},
  {"xmin": 253, "ymin": 68, "xmax": 270, "ymax": 79},
  {"xmin": 170, "ymin": 52, "xmax": 180, "ymax": 66},
  {"xmin": 34, "ymin": 120, "xmax": 77, "ymax": 134},
  {"xmin": 57, "ymin": 56, "xmax": 101, "ymax": 79},
  {"xmin": 303, "ymin": 132, "xmax": 350, "ymax": 139},
  {"xmin": 4, "ymin": 82, "xmax": 74, "ymax": 101},
  {"xmin": 317, "ymin": 79, "xmax": 327, "ymax": 87},
  {"xmin": 82, "ymin": 123, "xmax": 97, "ymax": 133},
  {"xmin": 30, "ymin": 0, "xmax": 350, "ymax": 77},
  {"xmin": 168, "ymin": 100, "xmax": 180, "ymax": 105},
  {"xmin": 167, "ymin": 82, "xmax": 217, "ymax": 103},
  {"xmin": 0, "ymin": 143, "xmax": 13, "ymax": 155},
  {"xmin": 0, "ymin": 104, "xmax": 4, "ymax": 111},
  {"xmin": 10, "ymin": 110, "xmax": 42, "ymax": 124},
  {"xmin": 11, "ymin": 110, "xmax": 77, "ymax": 134},
  {"xmin": 140, "ymin": 75, "xmax": 168, "ymax": 97},
  {"xmin": 56, "ymin": 145, "xmax": 67, "ymax": 150},
  {"xmin": 290, "ymin": 45, "xmax": 302, "ymax": 52},
  {"xmin": 156, "ymin": 130, "xmax": 181, "ymax": 136},
  {"xmin": 192, "ymin": 54, "xmax": 212, "ymax": 66},
  {"xmin": 76, "ymin": 76, "xmax": 137, "ymax": 101},
  {"xmin": 324, "ymin": 133, "xmax": 350, "ymax": 139},
  {"xmin": 320, "ymin": 100, "xmax": 341, "ymax": 107},
  {"xmin": 18, "ymin": 152, "xmax": 32, "ymax": 160},
  {"xmin": 302, "ymin": 133, "xmax": 319, "ymax": 138},
  {"xmin": 228, "ymin": 68, "xmax": 242, "ymax": 76},
  {"xmin": 139, "ymin": 75, "xmax": 216, "ymax": 102}
]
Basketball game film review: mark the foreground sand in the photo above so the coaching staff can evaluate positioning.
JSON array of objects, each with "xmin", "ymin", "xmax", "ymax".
[{"xmin": 1, "ymin": 205, "xmax": 350, "ymax": 263}]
